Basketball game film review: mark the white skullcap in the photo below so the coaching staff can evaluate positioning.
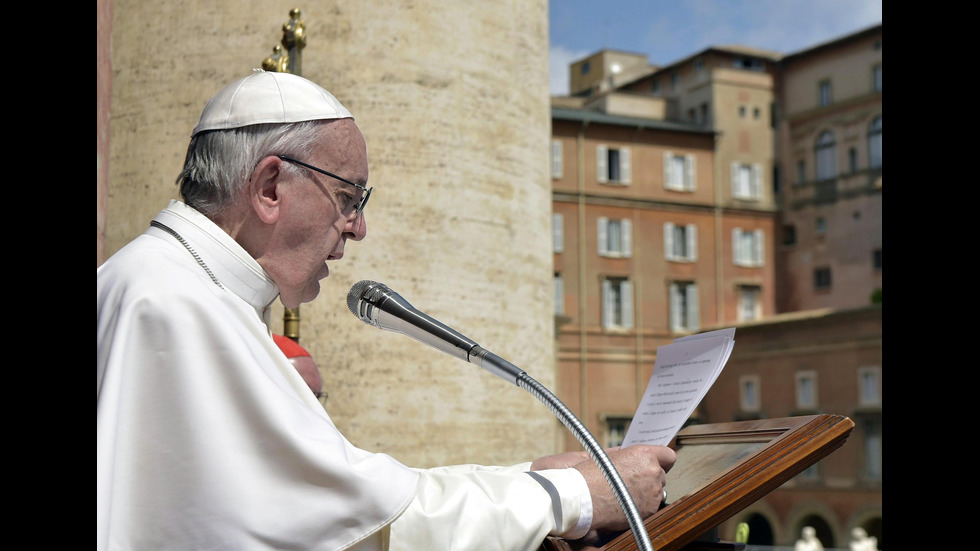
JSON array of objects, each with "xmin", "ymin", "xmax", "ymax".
[{"xmin": 191, "ymin": 70, "xmax": 353, "ymax": 137}]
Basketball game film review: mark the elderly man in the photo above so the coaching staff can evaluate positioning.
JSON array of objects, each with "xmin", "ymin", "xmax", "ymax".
[{"xmin": 97, "ymin": 71, "xmax": 675, "ymax": 551}]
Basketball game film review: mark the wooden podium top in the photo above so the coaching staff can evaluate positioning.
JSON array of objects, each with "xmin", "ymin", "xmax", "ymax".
[{"xmin": 541, "ymin": 414, "xmax": 854, "ymax": 551}]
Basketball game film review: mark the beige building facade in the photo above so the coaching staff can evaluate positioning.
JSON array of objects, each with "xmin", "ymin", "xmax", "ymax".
[{"xmin": 774, "ymin": 25, "xmax": 882, "ymax": 312}]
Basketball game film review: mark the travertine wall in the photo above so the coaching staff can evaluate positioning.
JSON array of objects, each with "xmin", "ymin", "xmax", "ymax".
[{"xmin": 103, "ymin": 0, "xmax": 559, "ymax": 468}]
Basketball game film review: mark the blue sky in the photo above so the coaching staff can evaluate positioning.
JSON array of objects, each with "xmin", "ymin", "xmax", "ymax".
[{"xmin": 549, "ymin": 0, "xmax": 883, "ymax": 95}]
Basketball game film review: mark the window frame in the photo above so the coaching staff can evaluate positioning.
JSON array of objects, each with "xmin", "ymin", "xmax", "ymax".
[
  {"xmin": 597, "ymin": 217, "xmax": 632, "ymax": 258},
  {"xmin": 597, "ymin": 144, "xmax": 632, "ymax": 185},
  {"xmin": 601, "ymin": 276, "xmax": 633, "ymax": 330}
]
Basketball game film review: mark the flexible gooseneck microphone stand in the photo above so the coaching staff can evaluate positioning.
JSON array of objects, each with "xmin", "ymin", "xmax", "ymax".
[
  {"xmin": 347, "ymin": 281, "xmax": 655, "ymax": 551},
  {"xmin": 477, "ymin": 348, "xmax": 654, "ymax": 551}
]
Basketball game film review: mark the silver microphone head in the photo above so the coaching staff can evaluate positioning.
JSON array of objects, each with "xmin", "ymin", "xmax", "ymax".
[{"xmin": 347, "ymin": 279, "xmax": 387, "ymax": 324}]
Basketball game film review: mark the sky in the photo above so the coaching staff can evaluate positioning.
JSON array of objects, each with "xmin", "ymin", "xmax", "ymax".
[{"xmin": 549, "ymin": 0, "xmax": 883, "ymax": 95}]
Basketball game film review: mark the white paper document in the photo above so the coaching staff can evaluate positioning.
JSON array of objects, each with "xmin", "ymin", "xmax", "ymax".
[{"xmin": 620, "ymin": 328, "xmax": 735, "ymax": 448}]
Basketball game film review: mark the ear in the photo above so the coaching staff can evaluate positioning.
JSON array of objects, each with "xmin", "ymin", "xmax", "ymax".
[{"xmin": 249, "ymin": 156, "xmax": 285, "ymax": 224}]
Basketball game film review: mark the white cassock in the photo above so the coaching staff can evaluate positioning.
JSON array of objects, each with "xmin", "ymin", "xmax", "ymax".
[{"xmin": 97, "ymin": 200, "xmax": 592, "ymax": 551}]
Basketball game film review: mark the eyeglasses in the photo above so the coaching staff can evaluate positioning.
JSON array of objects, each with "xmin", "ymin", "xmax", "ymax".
[{"xmin": 277, "ymin": 155, "xmax": 373, "ymax": 215}]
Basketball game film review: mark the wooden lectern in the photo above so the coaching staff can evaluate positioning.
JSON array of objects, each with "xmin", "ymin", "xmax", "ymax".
[{"xmin": 541, "ymin": 414, "xmax": 854, "ymax": 551}]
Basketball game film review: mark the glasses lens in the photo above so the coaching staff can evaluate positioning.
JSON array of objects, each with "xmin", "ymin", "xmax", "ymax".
[{"xmin": 357, "ymin": 187, "xmax": 373, "ymax": 214}]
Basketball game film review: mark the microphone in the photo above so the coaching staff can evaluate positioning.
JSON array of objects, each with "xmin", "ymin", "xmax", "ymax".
[
  {"xmin": 346, "ymin": 280, "xmax": 525, "ymax": 385},
  {"xmin": 345, "ymin": 279, "xmax": 655, "ymax": 551}
]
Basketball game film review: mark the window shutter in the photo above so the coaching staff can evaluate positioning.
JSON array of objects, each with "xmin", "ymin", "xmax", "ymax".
[
  {"xmin": 685, "ymin": 154, "xmax": 696, "ymax": 191},
  {"xmin": 664, "ymin": 222, "xmax": 675, "ymax": 260},
  {"xmin": 602, "ymin": 279, "xmax": 612, "ymax": 329},
  {"xmin": 753, "ymin": 229, "xmax": 765, "ymax": 266},
  {"xmin": 687, "ymin": 224, "xmax": 698, "ymax": 261},
  {"xmin": 554, "ymin": 274, "xmax": 564, "ymax": 315},
  {"xmin": 597, "ymin": 145, "xmax": 608, "ymax": 183},
  {"xmin": 620, "ymin": 147, "xmax": 631, "ymax": 184},
  {"xmin": 669, "ymin": 283, "xmax": 681, "ymax": 332},
  {"xmin": 621, "ymin": 219, "xmax": 632, "ymax": 257},
  {"xmin": 622, "ymin": 280, "xmax": 633, "ymax": 329},
  {"xmin": 553, "ymin": 213, "xmax": 564, "ymax": 253},
  {"xmin": 663, "ymin": 151, "xmax": 674, "ymax": 190},
  {"xmin": 731, "ymin": 163, "xmax": 739, "ymax": 197},
  {"xmin": 687, "ymin": 284, "xmax": 700, "ymax": 331},
  {"xmin": 597, "ymin": 217, "xmax": 608, "ymax": 256},
  {"xmin": 733, "ymin": 228, "xmax": 743, "ymax": 266},
  {"xmin": 551, "ymin": 140, "xmax": 563, "ymax": 179},
  {"xmin": 752, "ymin": 163, "xmax": 762, "ymax": 198}
]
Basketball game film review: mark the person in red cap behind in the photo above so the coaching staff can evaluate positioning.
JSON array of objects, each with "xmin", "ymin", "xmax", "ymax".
[{"xmin": 273, "ymin": 334, "xmax": 325, "ymax": 401}]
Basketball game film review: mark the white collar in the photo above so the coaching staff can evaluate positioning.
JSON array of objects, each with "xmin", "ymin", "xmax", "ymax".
[{"xmin": 151, "ymin": 200, "xmax": 281, "ymax": 315}]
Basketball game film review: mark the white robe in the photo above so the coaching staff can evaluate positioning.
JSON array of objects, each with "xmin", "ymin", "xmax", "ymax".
[{"xmin": 97, "ymin": 200, "xmax": 591, "ymax": 550}]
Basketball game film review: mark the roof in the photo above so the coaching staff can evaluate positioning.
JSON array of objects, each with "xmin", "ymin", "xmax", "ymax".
[
  {"xmin": 780, "ymin": 23, "xmax": 882, "ymax": 64},
  {"xmin": 551, "ymin": 106, "xmax": 716, "ymax": 135}
]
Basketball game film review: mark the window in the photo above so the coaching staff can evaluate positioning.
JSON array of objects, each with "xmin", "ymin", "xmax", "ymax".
[
  {"xmin": 597, "ymin": 145, "xmax": 631, "ymax": 184},
  {"xmin": 669, "ymin": 281, "xmax": 699, "ymax": 332},
  {"xmin": 795, "ymin": 371, "xmax": 818, "ymax": 410},
  {"xmin": 731, "ymin": 162, "xmax": 762, "ymax": 199},
  {"xmin": 863, "ymin": 417, "xmax": 882, "ymax": 480},
  {"xmin": 739, "ymin": 105, "xmax": 746, "ymax": 118},
  {"xmin": 664, "ymin": 151, "xmax": 696, "ymax": 191},
  {"xmin": 818, "ymin": 80, "xmax": 832, "ymax": 107},
  {"xmin": 733, "ymin": 228, "xmax": 765, "ymax": 267},
  {"xmin": 873, "ymin": 249, "xmax": 882, "ymax": 270},
  {"xmin": 796, "ymin": 160, "xmax": 806, "ymax": 186},
  {"xmin": 753, "ymin": 107, "xmax": 761, "ymax": 120},
  {"xmin": 552, "ymin": 213, "xmax": 563, "ymax": 253},
  {"xmin": 848, "ymin": 147, "xmax": 858, "ymax": 174},
  {"xmin": 739, "ymin": 375, "xmax": 761, "ymax": 412},
  {"xmin": 815, "ymin": 217, "xmax": 826, "ymax": 235},
  {"xmin": 581, "ymin": 61, "xmax": 590, "ymax": 75},
  {"xmin": 701, "ymin": 103, "xmax": 710, "ymax": 127},
  {"xmin": 671, "ymin": 73, "xmax": 679, "ymax": 92},
  {"xmin": 597, "ymin": 217, "xmax": 632, "ymax": 257},
  {"xmin": 687, "ymin": 108, "xmax": 697, "ymax": 123},
  {"xmin": 872, "ymin": 64, "xmax": 882, "ymax": 91},
  {"xmin": 694, "ymin": 58, "xmax": 704, "ymax": 72},
  {"xmin": 868, "ymin": 117, "xmax": 882, "ymax": 169},
  {"xmin": 782, "ymin": 224, "xmax": 797, "ymax": 246},
  {"xmin": 733, "ymin": 58, "xmax": 764, "ymax": 71},
  {"xmin": 664, "ymin": 222, "xmax": 698, "ymax": 262},
  {"xmin": 814, "ymin": 267, "xmax": 832, "ymax": 289},
  {"xmin": 551, "ymin": 139, "xmax": 563, "ymax": 179},
  {"xmin": 737, "ymin": 285, "xmax": 761, "ymax": 321},
  {"xmin": 553, "ymin": 273, "xmax": 564, "ymax": 315},
  {"xmin": 798, "ymin": 463, "xmax": 819, "ymax": 480},
  {"xmin": 652, "ymin": 80, "xmax": 660, "ymax": 94},
  {"xmin": 815, "ymin": 131, "xmax": 837, "ymax": 181},
  {"xmin": 605, "ymin": 417, "xmax": 632, "ymax": 448},
  {"xmin": 858, "ymin": 366, "xmax": 881, "ymax": 407},
  {"xmin": 602, "ymin": 277, "xmax": 633, "ymax": 330},
  {"xmin": 773, "ymin": 165, "xmax": 780, "ymax": 195}
]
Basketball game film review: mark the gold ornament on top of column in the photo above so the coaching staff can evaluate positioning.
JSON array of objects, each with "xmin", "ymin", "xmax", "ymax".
[
  {"xmin": 261, "ymin": 8, "xmax": 306, "ymax": 77},
  {"xmin": 261, "ymin": 8, "xmax": 307, "ymax": 341}
]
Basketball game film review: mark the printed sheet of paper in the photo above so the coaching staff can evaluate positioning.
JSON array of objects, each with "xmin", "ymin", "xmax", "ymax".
[{"xmin": 620, "ymin": 328, "xmax": 735, "ymax": 448}]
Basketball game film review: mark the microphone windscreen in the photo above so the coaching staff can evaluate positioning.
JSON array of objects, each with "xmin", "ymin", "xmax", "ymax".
[{"xmin": 347, "ymin": 280, "xmax": 375, "ymax": 318}]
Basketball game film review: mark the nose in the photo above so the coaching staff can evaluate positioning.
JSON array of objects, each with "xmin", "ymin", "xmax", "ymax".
[{"xmin": 344, "ymin": 210, "xmax": 367, "ymax": 241}]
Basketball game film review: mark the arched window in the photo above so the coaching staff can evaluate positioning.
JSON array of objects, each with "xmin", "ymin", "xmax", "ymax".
[
  {"xmin": 815, "ymin": 131, "xmax": 837, "ymax": 181},
  {"xmin": 868, "ymin": 116, "xmax": 882, "ymax": 169}
]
